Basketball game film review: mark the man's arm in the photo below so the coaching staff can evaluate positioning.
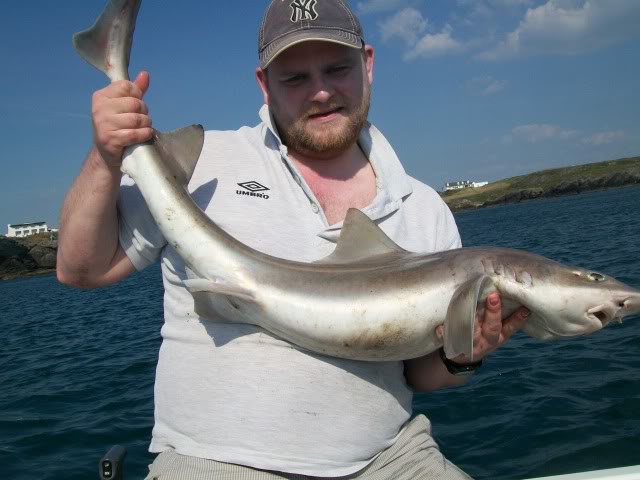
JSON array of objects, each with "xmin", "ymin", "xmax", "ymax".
[
  {"xmin": 57, "ymin": 72, "xmax": 153, "ymax": 288},
  {"xmin": 404, "ymin": 292, "xmax": 530, "ymax": 392}
]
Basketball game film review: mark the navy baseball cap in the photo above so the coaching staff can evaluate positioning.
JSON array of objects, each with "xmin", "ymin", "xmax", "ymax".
[{"xmin": 259, "ymin": 0, "xmax": 365, "ymax": 69}]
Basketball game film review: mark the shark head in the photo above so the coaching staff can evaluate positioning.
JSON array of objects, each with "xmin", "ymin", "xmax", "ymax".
[
  {"xmin": 522, "ymin": 263, "xmax": 640, "ymax": 339},
  {"xmin": 570, "ymin": 268, "xmax": 640, "ymax": 326}
]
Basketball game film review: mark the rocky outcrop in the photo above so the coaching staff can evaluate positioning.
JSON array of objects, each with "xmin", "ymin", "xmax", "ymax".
[
  {"xmin": 485, "ymin": 187, "xmax": 545, "ymax": 207},
  {"xmin": 0, "ymin": 233, "xmax": 58, "ymax": 280},
  {"xmin": 546, "ymin": 172, "xmax": 640, "ymax": 196},
  {"xmin": 447, "ymin": 172, "xmax": 640, "ymax": 212}
]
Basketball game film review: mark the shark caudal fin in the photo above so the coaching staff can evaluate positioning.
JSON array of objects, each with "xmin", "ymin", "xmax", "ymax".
[
  {"xmin": 72, "ymin": 0, "xmax": 142, "ymax": 82},
  {"xmin": 443, "ymin": 274, "xmax": 496, "ymax": 361}
]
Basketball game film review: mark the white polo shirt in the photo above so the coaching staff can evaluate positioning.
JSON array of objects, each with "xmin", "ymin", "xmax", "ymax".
[{"xmin": 118, "ymin": 105, "xmax": 461, "ymax": 476}]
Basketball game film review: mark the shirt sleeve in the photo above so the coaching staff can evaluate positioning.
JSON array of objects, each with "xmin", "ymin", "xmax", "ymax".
[
  {"xmin": 118, "ymin": 174, "xmax": 167, "ymax": 271},
  {"xmin": 437, "ymin": 197, "xmax": 462, "ymax": 250}
]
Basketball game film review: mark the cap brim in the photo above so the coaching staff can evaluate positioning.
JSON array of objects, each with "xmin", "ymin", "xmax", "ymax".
[{"xmin": 260, "ymin": 29, "xmax": 362, "ymax": 69}]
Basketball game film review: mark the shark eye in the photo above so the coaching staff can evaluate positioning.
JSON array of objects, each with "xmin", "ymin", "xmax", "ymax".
[{"xmin": 587, "ymin": 272, "xmax": 606, "ymax": 282}]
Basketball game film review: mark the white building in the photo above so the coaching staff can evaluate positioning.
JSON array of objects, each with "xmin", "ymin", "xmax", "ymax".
[
  {"xmin": 444, "ymin": 180, "xmax": 472, "ymax": 191},
  {"xmin": 443, "ymin": 180, "xmax": 489, "ymax": 192},
  {"xmin": 6, "ymin": 222, "xmax": 51, "ymax": 238}
]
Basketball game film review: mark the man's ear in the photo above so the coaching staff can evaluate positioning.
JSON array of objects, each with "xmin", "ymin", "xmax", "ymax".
[
  {"xmin": 364, "ymin": 45, "xmax": 375, "ymax": 86},
  {"xmin": 256, "ymin": 68, "xmax": 270, "ymax": 105}
]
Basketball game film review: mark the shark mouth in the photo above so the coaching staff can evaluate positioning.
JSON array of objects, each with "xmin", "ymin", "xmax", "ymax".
[{"xmin": 587, "ymin": 303, "xmax": 625, "ymax": 327}]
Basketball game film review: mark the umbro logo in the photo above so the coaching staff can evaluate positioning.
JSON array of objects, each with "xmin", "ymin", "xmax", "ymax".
[{"xmin": 236, "ymin": 181, "xmax": 271, "ymax": 199}]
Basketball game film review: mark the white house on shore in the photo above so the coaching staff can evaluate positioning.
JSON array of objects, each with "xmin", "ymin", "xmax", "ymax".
[
  {"xmin": 443, "ymin": 180, "xmax": 489, "ymax": 192},
  {"xmin": 6, "ymin": 222, "xmax": 55, "ymax": 238}
]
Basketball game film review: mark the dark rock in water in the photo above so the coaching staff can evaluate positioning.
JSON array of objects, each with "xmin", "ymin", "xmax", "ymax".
[
  {"xmin": 482, "ymin": 188, "xmax": 546, "ymax": 208},
  {"xmin": 453, "ymin": 199, "xmax": 484, "ymax": 210},
  {"xmin": 0, "ymin": 232, "xmax": 58, "ymax": 280},
  {"xmin": 0, "ymin": 237, "xmax": 29, "ymax": 260},
  {"xmin": 0, "ymin": 256, "xmax": 34, "ymax": 274},
  {"xmin": 548, "ymin": 173, "xmax": 640, "ymax": 196},
  {"xmin": 520, "ymin": 187, "xmax": 545, "ymax": 199},
  {"xmin": 30, "ymin": 245, "xmax": 57, "ymax": 268}
]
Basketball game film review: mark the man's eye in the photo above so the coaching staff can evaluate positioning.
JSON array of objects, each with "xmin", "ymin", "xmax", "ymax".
[
  {"xmin": 282, "ymin": 75, "xmax": 305, "ymax": 86},
  {"xmin": 329, "ymin": 66, "xmax": 350, "ymax": 75}
]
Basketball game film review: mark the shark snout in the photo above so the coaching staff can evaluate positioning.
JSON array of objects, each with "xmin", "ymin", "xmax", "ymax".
[
  {"xmin": 587, "ymin": 294, "xmax": 640, "ymax": 327},
  {"xmin": 621, "ymin": 295, "xmax": 640, "ymax": 316},
  {"xmin": 588, "ymin": 294, "xmax": 640, "ymax": 327}
]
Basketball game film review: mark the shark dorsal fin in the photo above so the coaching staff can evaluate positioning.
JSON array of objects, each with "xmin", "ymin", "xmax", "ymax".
[
  {"xmin": 317, "ymin": 209, "xmax": 407, "ymax": 264},
  {"xmin": 154, "ymin": 125, "xmax": 205, "ymax": 186}
]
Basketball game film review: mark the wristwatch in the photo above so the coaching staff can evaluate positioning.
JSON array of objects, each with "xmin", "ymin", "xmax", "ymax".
[{"xmin": 438, "ymin": 347, "xmax": 483, "ymax": 376}]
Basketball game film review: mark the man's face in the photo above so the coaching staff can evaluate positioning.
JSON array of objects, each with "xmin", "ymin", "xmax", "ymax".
[{"xmin": 257, "ymin": 41, "xmax": 374, "ymax": 159}]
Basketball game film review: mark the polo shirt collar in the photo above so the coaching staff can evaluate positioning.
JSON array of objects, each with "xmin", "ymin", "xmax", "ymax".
[{"xmin": 259, "ymin": 105, "xmax": 413, "ymax": 237}]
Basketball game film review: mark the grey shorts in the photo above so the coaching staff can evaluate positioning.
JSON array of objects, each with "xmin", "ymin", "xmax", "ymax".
[{"xmin": 144, "ymin": 415, "xmax": 472, "ymax": 480}]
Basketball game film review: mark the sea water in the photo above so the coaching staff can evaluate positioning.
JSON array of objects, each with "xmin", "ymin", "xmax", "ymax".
[{"xmin": 1, "ymin": 186, "xmax": 639, "ymax": 479}]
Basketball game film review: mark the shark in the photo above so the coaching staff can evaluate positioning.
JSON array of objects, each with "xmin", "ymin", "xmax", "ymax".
[{"xmin": 72, "ymin": 0, "xmax": 640, "ymax": 362}]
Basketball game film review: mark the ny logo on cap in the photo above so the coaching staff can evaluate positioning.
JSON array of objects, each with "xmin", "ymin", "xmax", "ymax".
[{"xmin": 290, "ymin": 0, "xmax": 318, "ymax": 22}]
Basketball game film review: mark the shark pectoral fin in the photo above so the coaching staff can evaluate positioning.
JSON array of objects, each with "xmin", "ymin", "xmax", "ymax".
[
  {"xmin": 72, "ymin": 0, "xmax": 142, "ymax": 81},
  {"xmin": 182, "ymin": 278, "xmax": 254, "ymax": 302},
  {"xmin": 316, "ymin": 208, "xmax": 408, "ymax": 264},
  {"xmin": 154, "ymin": 126, "xmax": 206, "ymax": 186},
  {"xmin": 183, "ymin": 278, "xmax": 256, "ymax": 323},
  {"xmin": 444, "ymin": 274, "xmax": 495, "ymax": 361}
]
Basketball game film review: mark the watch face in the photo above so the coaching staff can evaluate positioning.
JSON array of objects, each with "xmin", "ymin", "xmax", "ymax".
[{"xmin": 452, "ymin": 366, "xmax": 478, "ymax": 376}]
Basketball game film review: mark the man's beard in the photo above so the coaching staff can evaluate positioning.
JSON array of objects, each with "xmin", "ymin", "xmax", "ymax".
[{"xmin": 272, "ymin": 87, "xmax": 371, "ymax": 159}]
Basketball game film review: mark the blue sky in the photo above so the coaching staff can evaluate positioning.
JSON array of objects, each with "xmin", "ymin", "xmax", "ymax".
[{"xmin": 1, "ymin": 0, "xmax": 639, "ymax": 230}]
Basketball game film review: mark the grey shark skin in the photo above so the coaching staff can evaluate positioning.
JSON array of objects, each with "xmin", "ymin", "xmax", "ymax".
[{"xmin": 74, "ymin": 0, "xmax": 640, "ymax": 362}]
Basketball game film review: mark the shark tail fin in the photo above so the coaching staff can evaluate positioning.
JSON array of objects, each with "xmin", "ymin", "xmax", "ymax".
[
  {"xmin": 153, "ymin": 126, "xmax": 206, "ymax": 186},
  {"xmin": 443, "ymin": 274, "xmax": 496, "ymax": 361},
  {"xmin": 72, "ymin": 0, "xmax": 142, "ymax": 81}
]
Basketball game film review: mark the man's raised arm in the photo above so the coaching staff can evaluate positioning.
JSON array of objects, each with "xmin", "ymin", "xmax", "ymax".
[{"xmin": 57, "ymin": 72, "xmax": 153, "ymax": 288}]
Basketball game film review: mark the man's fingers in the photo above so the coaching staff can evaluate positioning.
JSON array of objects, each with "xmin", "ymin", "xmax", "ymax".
[
  {"xmin": 114, "ymin": 128, "xmax": 154, "ymax": 147},
  {"xmin": 501, "ymin": 307, "xmax": 529, "ymax": 341},
  {"xmin": 133, "ymin": 71, "xmax": 150, "ymax": 96},
  {"xmin": 109, "ymin": 97, "xmax": 148, "ymax": 115},
  {"xmin": 101, "ymin": 79, "xmax": 146, "ymax": 99},
  {"xmin": 482, "ymin": 293, "xmax": 502, "ymax": 346},
  {"xmin": 111, "ymin": 113, "xmax": 152, "ymax": 130},
  {"xmin": 436, "ymin": 324, "xmax": 444, "ymax": 341}
]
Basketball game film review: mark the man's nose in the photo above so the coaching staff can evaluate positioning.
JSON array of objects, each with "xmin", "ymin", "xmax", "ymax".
[{"xmin": 309, "ymin": 75, "xmax": 334, "ymax": 103}]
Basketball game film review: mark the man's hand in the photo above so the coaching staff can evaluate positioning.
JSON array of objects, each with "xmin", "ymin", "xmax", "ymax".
[
  {"xmin": 92, "ymin": 71, "xmax": 153, "ymax": 168},
  {"xmin": 405, "ymin": 293, "xmax": 529, "ymax": 392},
  {"xmin": 438, "ymin": 292, "xmax": 529, "ymax": 364}
]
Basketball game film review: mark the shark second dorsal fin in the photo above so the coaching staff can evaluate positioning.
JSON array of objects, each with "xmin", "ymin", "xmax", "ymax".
[
  {"xmin": 317, "ymin": 209, "xmax": 407, "ymax": 264},
  {"xmin": 154, "ymin": 125, "xmax": 205, "ymax": 186}
]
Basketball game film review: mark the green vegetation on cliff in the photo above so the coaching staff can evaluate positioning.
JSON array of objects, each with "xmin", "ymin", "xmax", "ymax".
[{"xmin": 442, "ymin": 156, "xmax": 640, "ymax": 211}]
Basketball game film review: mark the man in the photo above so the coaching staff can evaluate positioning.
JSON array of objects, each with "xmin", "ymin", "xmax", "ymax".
[{"xmin": 58, "ymin": 1, "xmax": 528, "ymax": 478}]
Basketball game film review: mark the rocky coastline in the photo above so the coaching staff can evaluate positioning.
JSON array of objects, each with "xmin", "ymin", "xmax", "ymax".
[
  {"xmin": 0, "ymin": 232, "xmax": 58, "ymax": 281},
  {"xmin": 443, "ymin": 157, "xmax": 640, "ymax": 212}
]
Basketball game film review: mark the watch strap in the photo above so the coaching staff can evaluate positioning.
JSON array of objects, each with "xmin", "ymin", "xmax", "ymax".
[{"xmin": 438, "ymin": 347, "xmax": 482, "ymax": 376}]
